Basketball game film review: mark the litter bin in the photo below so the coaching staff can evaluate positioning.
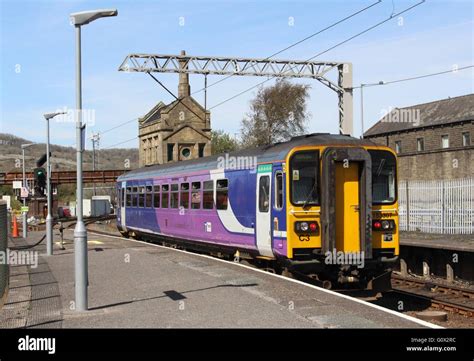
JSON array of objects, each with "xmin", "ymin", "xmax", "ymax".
[{"xmin": 0, "ymin": 201, "xmax": 9, "ymax": 309}]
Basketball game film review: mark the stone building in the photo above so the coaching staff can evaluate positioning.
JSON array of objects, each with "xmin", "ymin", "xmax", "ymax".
[
  {"xmin": 138, "ymin": 51, "xmax": 212, "ymax": 167},
  {"xmin": 364, "ymin": 94, "xmax": 474, "ymax": 180}
]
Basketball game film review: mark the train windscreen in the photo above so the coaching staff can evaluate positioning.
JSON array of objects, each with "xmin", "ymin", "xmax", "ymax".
[
  {"xmin": 290, "ymin": 150, "xmax": 320, "ymax": 206},
  {"xmin": 369, "ymin": 150, "xmax": 397, "ymax": 204}
]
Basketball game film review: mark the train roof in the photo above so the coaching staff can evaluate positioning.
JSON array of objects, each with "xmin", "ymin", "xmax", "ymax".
[{"xmin": 118, "ymin": 133, "xmax": 381, "ymax": 181}]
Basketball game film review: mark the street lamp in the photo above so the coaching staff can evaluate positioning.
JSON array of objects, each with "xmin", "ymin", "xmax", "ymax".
[
  {"xmin": 43, "ymin": 112, "xmax": 66, "ymax": 256},
  {"xmin": 21, "ymin": 143, "xmax": 35, "ymax": 238},
  {"xmin": 69, "ymin": 8, "xmax": 118, "ymax": 312},
  {"xmin": 360, "ymin": 81, "xmax": 384, "ymax": 137}
]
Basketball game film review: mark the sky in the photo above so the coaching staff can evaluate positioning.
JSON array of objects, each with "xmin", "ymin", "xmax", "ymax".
[{"xmin": 0, "ymin": 0, "xmax": 473, "ymax": 151}]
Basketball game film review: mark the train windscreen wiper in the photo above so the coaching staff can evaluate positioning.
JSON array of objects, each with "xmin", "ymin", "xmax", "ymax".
[{"xmin": 301, "ymin": 179, "xmax": 317, "ymax": 209}]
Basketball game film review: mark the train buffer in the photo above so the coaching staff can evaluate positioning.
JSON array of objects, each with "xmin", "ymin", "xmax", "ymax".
[{"xmin": 0, "ymin": 230, "xmax": 440, "ymax": 329}]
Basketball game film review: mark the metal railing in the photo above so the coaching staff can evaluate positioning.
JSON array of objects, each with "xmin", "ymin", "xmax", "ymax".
[{"xmin": 398, "ymin": 178, "xmax": 474, "ymax": 234}]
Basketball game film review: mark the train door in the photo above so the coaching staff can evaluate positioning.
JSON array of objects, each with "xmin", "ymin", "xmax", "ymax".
[
  {"xmin": 121, "ymin": 181, "xmax": 127, "ymax": 230},
  {"xmin": 256, "ymin": 164, "xmax": 273, "ymax": 257},
  {"xmin": 321, "ymin": 148, "xmax": 372, "ymax": 258},
  {"xmin": 335, "ymin": 162, "xmax": 360, "ymax": 252}
]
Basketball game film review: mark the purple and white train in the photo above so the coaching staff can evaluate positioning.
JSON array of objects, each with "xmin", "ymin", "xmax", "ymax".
[{"xmin": 116, "ymin": 133, "xmax": 399, "ymax": 289}]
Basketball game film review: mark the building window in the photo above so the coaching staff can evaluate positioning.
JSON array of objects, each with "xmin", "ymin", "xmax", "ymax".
[
  {"xmin": 395, "ymin": 141, "xmax": 401, "ymax": 154},
  {"xmin": 417, "ymin": 138, "xmax": 424, "ymax": 152},
  {"xmin": 161, "ymin": 185, "xmax": 169, "ymax": 208},
  {"xmin": 216, "ymin": 179, "xmax": 228, "ymax": 210},
  {"xmin": 181, "ymin": 147, "xmax": 191, "ymax": 159},
  {"xmin": 463, "ymin": 132, "xmax": 470, "ymax": 146},
  {"xmin": 191, "ymin": 182, "xmax": 201, "ymax": 209},
  {"xmin": 441, "ymin": 135, "xmax": 449, "ymax": 149},
  {"xmin": 198, "ymin": 144, "xmax": 205, "ymax": 158},
  {"xmin": 203, "ymin": 180, "xmax": 214, "ymax": 210},
  {"xmin": 180, "ymin": 183, "xmax": 190, "ymax": 208},
  {"xmin": 167, "ymin": 143, "xmax": 174, "ymax": 162}
]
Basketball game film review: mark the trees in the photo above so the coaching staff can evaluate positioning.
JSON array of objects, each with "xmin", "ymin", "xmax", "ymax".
[
  {"xmin": 211, "ymin": 130, "xmax": 239, "ymax": 155},
  {"xmin": 240, "ymin": 79, "xmax": 311, "ymax": 148}
]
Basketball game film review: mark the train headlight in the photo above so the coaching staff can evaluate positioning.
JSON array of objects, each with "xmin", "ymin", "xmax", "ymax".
[
  {"xmin": 295, "ymin": 221, "xmax": 318, "ymax": 234},
  {"xmin": 373, "ymin": 219, "xmax": 395, "ymax": 231}
]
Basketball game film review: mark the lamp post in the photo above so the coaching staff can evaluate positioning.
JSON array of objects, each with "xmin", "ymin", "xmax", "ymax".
[
  {"xmin": 21, "ymin": 143, "xmax": 35, "ymax": 238},
  {"xmin": 69, "ymin": 8, "xmax": 118, "ymax": 312},
  {"xmin": 360, "ymin": 81, "xmax": 384, "ymax": 137},
  {"xmin": 43, "ymin": 112, "xmax": 66, "ymax": 256}
]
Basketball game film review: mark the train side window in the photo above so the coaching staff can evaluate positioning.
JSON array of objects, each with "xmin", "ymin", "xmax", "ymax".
[
  {"xmin": 203, "ymin": 181, "xmax": 214, "ymax": 209},
  {"xmin": 275, "ymin": 171, "xmax": 283, "ymax": 210},
  {"xmin": 161, "ymin": 184, "xmax": 169, "ymax": 208},
  {"xmin": 145, "ymin": 186, "xmax": 153, "ymax": 208},
  {"xmin": 153, "ymin": 185, "xmax": 160, "ymax": 208},
  {"xmin": 170, "ymin": 184, "xmax": 179, "ymax": 208},
  {"xmin": 191, "ymin": 182, "xmax": 201, "ymax": 209},
  {"xmin": 180, "ymin": 183, "xmax": 190, "ymax": 209},
  {"xmin": 133, "ymin": 187, "xmax": 139, "ymax": 207},
  {"xmin": 138, "ymin": 186, "xmax": 145, "ymax": 208},
  {"xmin": 259, "ymin": 176, "xmax": 270, "ymax": 212},
  {"xmin": 126, "ymin": 187, "xmax": 132, "ymax": 207},
  {"xmin": 121, "ymin": 188, "xmax": 125, "ymax": 207},
  {"xmin": 216, "ymin": 179, "xmax": 228, "ymax": 210}
]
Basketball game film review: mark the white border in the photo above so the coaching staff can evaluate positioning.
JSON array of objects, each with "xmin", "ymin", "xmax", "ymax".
[{"xmin": 88, "ymin": 231, "xmax": 443, "ymax": 329}]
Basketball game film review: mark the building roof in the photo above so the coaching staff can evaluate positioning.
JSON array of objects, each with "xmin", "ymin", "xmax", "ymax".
[{"xmin": 364, "ymin": 94, "xmax": 474, "ymax": 137}]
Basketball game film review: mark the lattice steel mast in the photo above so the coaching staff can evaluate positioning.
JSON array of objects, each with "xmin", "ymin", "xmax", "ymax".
[{"xmin": 119, "ymin": 53, "xmax": 353, "ymax": 135}]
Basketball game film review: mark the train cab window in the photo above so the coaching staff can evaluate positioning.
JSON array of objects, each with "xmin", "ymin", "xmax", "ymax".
[
  {"xmin": 170, "ymin": 184, "xmax": 179, "ymax": 208},
  {"xmin": 369, "ymin": 150, "xmax": 397, "ymax": 204},
  {"xmin": 216, "ymin": 179, "xmax": 229, "ymax": 210},
  {"xmin": 275, "ymin": 171, "xmax": 284, "ymax": 210},
  {"xmin": 161, "ymin": 185, "xmax": 169, "ymax": 208},
  {"xmin": 121, "ymin": 187, "xmax": 125, "ymax": 207},
  {"xmin": 180, "ymin": 183, "xmax": 190, "ymax": 209},
  {"xmin": 191, "ymin": 182, "xmax": 201, "ymax": 209},
  {"xmin": 153, "ymin": 185, "xmax": 160, "ymax": 208},
  {"xmin": 259, "ymin": 176, "xmax": 270, "ymax": 212},
  {"xmin": 290, "ymin": 151, "xmax": 319, "ymax": 206},
  {"xmin": 145, "ymin": 186, "xmax": 153, "ymax": 208},
  {"xmin": 203, "ymin": 181, "xmax": 214, "ymax": 210},
  {"xmin": 126, "ymin": 187, "xmax": 132, "ymax": 207},
  {"xmin": 138, "ymin": 186, "xmax": 145, "ymax": 208}
]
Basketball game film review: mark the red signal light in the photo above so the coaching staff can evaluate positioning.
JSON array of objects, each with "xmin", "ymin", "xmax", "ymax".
[
  {"xmin": 309, "ymin": 222, "xmax": 318, "ymax": 232},
  {"xmin": 373, "ymin": 221, "xmax": 382, "ymax": 230}
]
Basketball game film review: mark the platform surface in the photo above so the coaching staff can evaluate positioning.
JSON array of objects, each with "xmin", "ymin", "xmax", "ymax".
[
  {"xmin": 0, "ymin": 230, "xmax": 436, "ymax": 328},
  {"xmin": 400, "ymin": 232, "xmax": 474, "ymax": 252}
]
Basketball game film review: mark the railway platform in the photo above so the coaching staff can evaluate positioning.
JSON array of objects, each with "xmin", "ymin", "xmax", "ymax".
[{"xmin": 0, "ymin": 230, "xmax": 439, "ymax": 329}]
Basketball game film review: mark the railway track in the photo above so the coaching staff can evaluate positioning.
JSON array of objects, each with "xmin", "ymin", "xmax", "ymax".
[
  {"xmin": 391, "ymin": 273, "xmax": 474, "ymax": 317},
  {"xmin": 82, "ymin": 222, "xmax": 474, "ymax": 319}
]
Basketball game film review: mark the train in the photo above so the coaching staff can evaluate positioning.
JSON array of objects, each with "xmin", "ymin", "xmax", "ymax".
[{"xmin": 116, "ymin": 133, "xmax": 399, "ymax": 290}]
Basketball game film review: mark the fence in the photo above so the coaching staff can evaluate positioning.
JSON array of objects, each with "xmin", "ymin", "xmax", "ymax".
[{"xmin": 398, "ymin": 178, "xmax": 474, "ymax": 234}]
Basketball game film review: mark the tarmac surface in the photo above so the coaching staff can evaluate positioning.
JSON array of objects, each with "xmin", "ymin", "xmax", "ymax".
[{"xmin": 0, "ymin": 229, "xmax": 439, "ymax": 328}]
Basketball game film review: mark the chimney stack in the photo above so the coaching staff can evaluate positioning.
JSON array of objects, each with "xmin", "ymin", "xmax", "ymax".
[{"xmin": 178, "ymin": 50, "xmax": 190, "ymax": 98}]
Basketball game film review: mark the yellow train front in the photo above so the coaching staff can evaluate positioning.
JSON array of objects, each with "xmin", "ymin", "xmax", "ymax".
[{"xmin": 283, "ymin": 136, "xmax": 398, "ymax": 291}]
